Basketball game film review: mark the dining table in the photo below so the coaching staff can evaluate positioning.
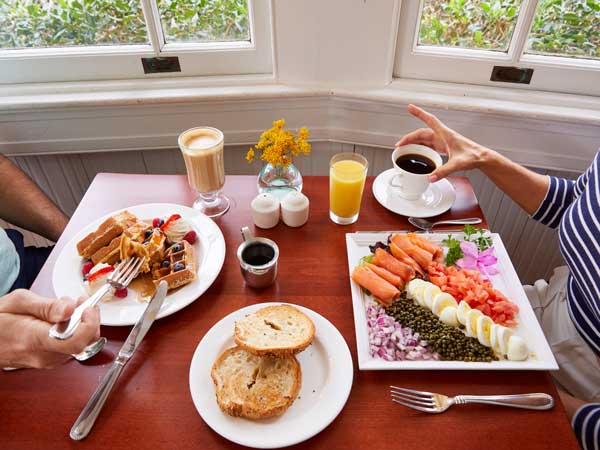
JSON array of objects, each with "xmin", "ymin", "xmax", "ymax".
[{"xmin": 0, "ymin": 173, "xmax": 579, "ymax": 449}]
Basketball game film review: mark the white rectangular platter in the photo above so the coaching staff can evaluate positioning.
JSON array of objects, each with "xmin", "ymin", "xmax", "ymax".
[{"xmin": 346, "ymin": 231, "xmax": 558, "ymax": 371}]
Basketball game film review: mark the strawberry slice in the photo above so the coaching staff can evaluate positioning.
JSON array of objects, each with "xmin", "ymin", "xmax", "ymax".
[
  {"xmin": 87, "ymin": 266, "xmax": 114, "ymax": 283},
  {"xmin": 160, "ymin": 214, "xmax": 182, "ymax": 231}
]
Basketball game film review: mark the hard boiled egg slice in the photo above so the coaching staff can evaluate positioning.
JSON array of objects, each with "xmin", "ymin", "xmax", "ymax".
[
  {"xmin": 476, "ymin": 315, "xmax": 494, "ymax": 347},
  {"xmin": 490, "ymin": 324, "xmax": 503, "ymax": 354},
  {"xmin": 423, "ymin": 284, "xmax": 442, "ymax": 310},
  {"xmin": 507, "ymin": 335, "xmax": 529, "ymax": 361},
  {"xmin": 456, "ymin": 301, "xmax": 471, "ymax": 326},
  {"xmin": 495, "ymin": 326, "xmax": 515, "ymax": 356},
  {"xmin": 465, "ymin": 309, "xmax": 483, "ymax": 338},
  {"xmin": 432, "ymin": 292, "xmax": 457, "ymax": 317},
  {"xmin": 406, "ymin": 279, "xmax": 428, "ymax": 302},
  {"xmin": 439, "ymin": 306, "xmax": 458, "ymax": 327}
]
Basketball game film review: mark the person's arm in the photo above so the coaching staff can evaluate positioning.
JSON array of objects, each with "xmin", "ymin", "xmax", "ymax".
[
  {"xmin": 0, "ymin": 289, "xmax": 100, "ymax": 369},
  {"xmin": 397, "ymin": 104, "xmax": 550, "ymax": 216},
  {"xmin": 0, "ymin": 154, "xmax": 68, "ymax": 242}
]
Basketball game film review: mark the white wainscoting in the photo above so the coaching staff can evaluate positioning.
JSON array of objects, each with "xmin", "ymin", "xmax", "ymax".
[{"xmin": 6, "ymin": 141, "xmax": 576, "ymax": 284}]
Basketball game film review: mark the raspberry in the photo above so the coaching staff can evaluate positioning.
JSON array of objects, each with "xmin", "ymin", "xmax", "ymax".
[
  {"xmin": 114, "ymin": 287, "xmax": 128, "ymax": 298},
  {"xmin": 82, "ymin": 261, "xmax": 94, "ymax": 276},
  {"xmin": 152, "ymin": 217, "xmax": 163, "ymax": 228},
  {"xmin": 183, "ymin": 230, "xmax": 197, "ymax": 244}
]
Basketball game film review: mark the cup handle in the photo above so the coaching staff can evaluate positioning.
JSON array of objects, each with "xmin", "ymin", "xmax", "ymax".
[
  {"xmin": 241, "ymin": 226, "xmax": 253, "ymax": 242},
  {"xmin": 389, "ymin": 173, "xmax": 404, "ymax": 189}
]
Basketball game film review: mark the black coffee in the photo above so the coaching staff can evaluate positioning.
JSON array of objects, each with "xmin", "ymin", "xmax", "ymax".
[
  {"xmin": 242, "ymin": 243, "xmax": 274, "ymax": 266},
  {"xmin": 395, "ymin": 153, "xmax": 436, "ymax": 174}
]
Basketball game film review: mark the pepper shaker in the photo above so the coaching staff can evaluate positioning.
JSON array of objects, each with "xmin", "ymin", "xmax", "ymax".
[{"xmin": 251, "ymin": 193, "xmax": 280, "ymax": 229}]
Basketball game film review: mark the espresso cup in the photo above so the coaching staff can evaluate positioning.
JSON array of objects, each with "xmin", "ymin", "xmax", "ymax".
[
  {"xmin": 390, "ymin": 144, "xmax": 442, "ymax": 200},
  {"xmin": 237, "ymin": 227, "xmax": 279, "ymax": 289}
]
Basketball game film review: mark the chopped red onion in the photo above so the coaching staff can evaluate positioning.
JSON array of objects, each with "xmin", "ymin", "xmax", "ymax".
[{"xmin": 366, "ymin": 301, "xmax": 439, "ymax": 361}]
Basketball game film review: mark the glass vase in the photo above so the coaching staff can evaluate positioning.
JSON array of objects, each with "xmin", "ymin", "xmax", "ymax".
[{"xmin": 257, "ymin": 163, "xmax": 303, "ymax": 198}]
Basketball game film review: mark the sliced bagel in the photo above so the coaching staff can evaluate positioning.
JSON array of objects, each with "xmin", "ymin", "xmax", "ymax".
[
  {"xmin": 234, "ymin": 305, "xmax": 315, "ymax": 356},
  {"xmin": 211, "ymin": 346, "xmax": 301, "ymax": 419}
]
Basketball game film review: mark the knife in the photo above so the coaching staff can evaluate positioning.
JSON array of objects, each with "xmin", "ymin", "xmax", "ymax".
[{"xmin": 70, "ymin": 281, "xmax": 168, "ymax": 441}]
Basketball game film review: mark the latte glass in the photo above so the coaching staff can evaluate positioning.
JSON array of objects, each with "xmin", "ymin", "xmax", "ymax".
[{"xmin": 178, "ymin": 127, "xmax": 230, "ymax": 218}]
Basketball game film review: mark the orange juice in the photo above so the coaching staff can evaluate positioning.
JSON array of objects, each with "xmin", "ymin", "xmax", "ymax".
[{"xmin": 329, "ymin": 155, "xmax": 368, "ymax": 224}]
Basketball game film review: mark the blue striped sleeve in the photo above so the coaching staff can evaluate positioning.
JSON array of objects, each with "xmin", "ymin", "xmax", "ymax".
[
  {"xmin": 572, "ymin": 403, "xmax": 600, "ymax": 450},
  {"xmin": 531, "ymin": 176, "xmax": 576, "ymax": 228}
]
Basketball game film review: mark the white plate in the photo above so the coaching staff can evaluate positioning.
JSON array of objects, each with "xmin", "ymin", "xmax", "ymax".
[
  {"xmin": 346, "ymin": 232, "xmax": 558, "ymax": 371},
  {"xmin": 53, "ymin": 203, "xmax": 226, "ymax": 326},
  {"xmin": 372, "ymin": 168, "xmax": 456, "ymax": 218},
  {"xmin": 189, "ymin": 302, "xmax": 353, "ymax": 449}
]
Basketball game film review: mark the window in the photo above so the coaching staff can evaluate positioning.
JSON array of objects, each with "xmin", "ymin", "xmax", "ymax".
[
  {"xmin": 395, "ymin": 0, "xmax": 600, "ymax": 96},
  {"xmin": 0, "ymin": 0, "xmax": 272, "ymax": 84}
]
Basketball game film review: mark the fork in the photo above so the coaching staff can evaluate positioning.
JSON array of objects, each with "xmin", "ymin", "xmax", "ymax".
[
  {"xmin": 390, "ymin": 386, "xmax": 554, "ymax": 413},
  {"xmin": 49, "ymin": 257, "xmax": 145, "ymax": 341}
]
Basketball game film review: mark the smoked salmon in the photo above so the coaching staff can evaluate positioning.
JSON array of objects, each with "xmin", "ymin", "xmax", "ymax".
[
  {"xmin": 408, "ymin": 233, "xmax": 444, "ymax": 262},
  {"xmin": 389, "ymin": 241, "xmax": 424, "ymax": 276},
  {"xmin": 391, "ymin": 233, "xmax": 433, "ymax": 270},
  {"xmin": 365, "ymin": 263, "xmax": 405, "ymax": 289},
  {"xmin": 372, "ymin": 248, "xmax": 415, "ymax": 282},
  {"xmin": 352, "ymin": 265, "xmax": 399, "ymax": 306}
]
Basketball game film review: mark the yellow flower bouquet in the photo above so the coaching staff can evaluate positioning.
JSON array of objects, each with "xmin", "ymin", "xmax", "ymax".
[{"xmin": 246, "ymin": 119, "xmax": 311, "ymax": 168}]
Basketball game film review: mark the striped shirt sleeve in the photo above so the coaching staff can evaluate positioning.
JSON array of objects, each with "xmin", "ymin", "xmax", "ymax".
[
  {"xmin": 572, "ymin": 403, "xmax": 600, "ymax": 450},
  {"xmin": 531, "ymin": 176, "xmax": 576, "ymax": 228}
]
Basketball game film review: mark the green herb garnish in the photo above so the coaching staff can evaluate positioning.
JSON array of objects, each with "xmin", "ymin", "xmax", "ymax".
[
  {"xmin": 463, "ymin": 224, "xmax": 492, "ymax": 250},
  {"xmin": 442, "ymin": 234, "xmax": 463, "ymax": 266}
]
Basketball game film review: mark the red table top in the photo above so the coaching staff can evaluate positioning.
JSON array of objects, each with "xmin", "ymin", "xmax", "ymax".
[{"xmin": 1, "ymin": 173, "xmax": 578, "ymax": 449}]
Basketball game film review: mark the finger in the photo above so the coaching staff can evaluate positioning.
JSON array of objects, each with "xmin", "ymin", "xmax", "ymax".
[
  {"xmin": 81, "ymin": 306, "xmax": 101, "ymax": 341},
  {"xmin": 429, "ymin": 158, "xmax": 463, "ymax": 182},
  {"xmin": 407, "ymin": 104, "xmax": 447, "ymax": 133},
  {"xmin": 0, "ymin": 290, "xmax": 77, "ymax": 323},
  {"xmin": 36, "ymin": 306, "xmax": 101, "ymax": 356},
  {"xmin": 395, "ymin": 128, "xmax": 434, "ymax": 147}
]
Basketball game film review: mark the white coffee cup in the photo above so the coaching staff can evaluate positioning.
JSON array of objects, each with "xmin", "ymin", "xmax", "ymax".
[{"xmin": 390, "ymin": 144, "xmax": 442, "ymax": 200}]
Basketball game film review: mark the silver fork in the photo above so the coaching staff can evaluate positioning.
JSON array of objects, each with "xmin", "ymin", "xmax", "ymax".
[
  {"xmin": 49, "ymin": 257, "xmax": 145, "ymax": 340},
  {"xmin": 390, "ymin": 386, "xmax": 554, "ymax": 413}
]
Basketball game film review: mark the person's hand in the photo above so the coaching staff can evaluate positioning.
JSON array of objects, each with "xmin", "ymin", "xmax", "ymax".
[
  {"xmin": 557, "ymin": 388, "xmax": 587, "ymax": 421},
  {"xmin": 0, "ymin": 289, "xmax": 100, "ymax": 369},
  {"xmin": 396, "ymin": 104, "xmax": 492, "ymax": 182}
]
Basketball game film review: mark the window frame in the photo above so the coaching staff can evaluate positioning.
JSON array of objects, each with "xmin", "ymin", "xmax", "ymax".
[
  {"xmin": 394, "ymin": 0, "xmax": 600, "ymax": 97},
  {"xmin": 0, "ymin": 0, "xmax": 272, "ymax": 84}
]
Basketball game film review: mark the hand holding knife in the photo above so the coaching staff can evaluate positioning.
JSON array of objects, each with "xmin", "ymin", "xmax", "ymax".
[{"xmin": 70, "ymin": 281, "xmax": 168, "ymax": 440}]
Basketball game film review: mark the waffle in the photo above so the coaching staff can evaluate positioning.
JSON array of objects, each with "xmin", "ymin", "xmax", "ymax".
[
  {"xmin": 152, "ymin": 240, "xmax": 197, "ymax": 290},
  {"xmin": 77, "ymin": 211, "xmax": 137, "ymax": 258},
  {"xmin": 91, "ymin": 221, "xmax": 151, "ymax": 265},
  {"xmin": 120, "ymin": 228, "xmax": 166, "ymax": 273}
]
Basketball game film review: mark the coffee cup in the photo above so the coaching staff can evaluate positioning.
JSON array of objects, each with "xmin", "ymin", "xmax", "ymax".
[
  {"xmin": 390, "ymin": 144, "xmax": 442, "ymax": 200},
  {"xmin": 237, "ymin": 227, "xmax": 279, "ymax": 289}
]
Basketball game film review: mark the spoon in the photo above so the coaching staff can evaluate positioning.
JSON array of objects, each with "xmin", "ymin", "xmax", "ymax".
[
  {"xmin": 408, "ymin": 217, "xmax": 482, "ymax": 232},
  {"xmin": 2, "ymin": 337, "xmax": 108, "ymax": 371}
]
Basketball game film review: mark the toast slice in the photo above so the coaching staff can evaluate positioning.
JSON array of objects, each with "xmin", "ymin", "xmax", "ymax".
[
  {"xmin": 211, "ymin": 346, "xmax": 301, "ymax": 419},
  {"xmin": 77, "ymin": 211, "xmax": 137, "ymax": 258},
  {"xmin": 234, "ymin": 305, "xmax": 315, "ymax": 356}
]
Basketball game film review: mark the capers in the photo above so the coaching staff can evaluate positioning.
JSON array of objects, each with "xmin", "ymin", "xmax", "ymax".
[{"xmin": 385, "ymin": 293, "xmax": 497, "ymax": 363}]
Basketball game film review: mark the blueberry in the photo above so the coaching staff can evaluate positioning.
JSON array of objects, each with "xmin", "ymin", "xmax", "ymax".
[
  {"xmin": 144, "ymin": 229, "xmax": 153, "ymax": 239},
  {"xmin": 172, "ymin": 244, "xmax": 183, "ymax": 253},
  {"xmin": 157, "ymin": 219, "xmax": 165, "ymax": 227},
  {"xmin": 161, "ymin": 260, "xmax": 170, "ymax": 268},
  {"xmin": 174, "ymin": 262, "xmax": 185, "ymax": 272}
]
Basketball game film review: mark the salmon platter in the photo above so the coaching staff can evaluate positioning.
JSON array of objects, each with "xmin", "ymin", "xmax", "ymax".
[{"xmin": 346, "ymin": 230, "xmax": 558, "ymax": 370}]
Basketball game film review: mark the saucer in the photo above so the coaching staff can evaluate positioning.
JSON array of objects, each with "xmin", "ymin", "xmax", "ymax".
[{"xmin": 372, "ymin": 169, "xmax": 456, "ymax": 218}]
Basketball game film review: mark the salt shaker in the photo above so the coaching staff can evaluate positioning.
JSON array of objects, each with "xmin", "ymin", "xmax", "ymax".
[
  {"xmin": 251, "ymin": 193, "xmax": 280, "ymax": 229},
  {"xmin": 281, "ymin": 191, "xmax": 309, "ymax": 227}
]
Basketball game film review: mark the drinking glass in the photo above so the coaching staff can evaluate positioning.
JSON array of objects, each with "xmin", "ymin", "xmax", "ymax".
[
  {"xmin": 329, "ymin": 152, "xmax": 368, "ymax": 225},
  {"xmin": 178, "ymin": 126, "xmax": 230, "ymax": 218}
]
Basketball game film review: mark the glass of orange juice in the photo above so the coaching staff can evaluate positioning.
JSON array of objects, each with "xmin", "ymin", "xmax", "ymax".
[{"xmin": 329, "ymin": 152, "xmax": 368, "ymax": 225}]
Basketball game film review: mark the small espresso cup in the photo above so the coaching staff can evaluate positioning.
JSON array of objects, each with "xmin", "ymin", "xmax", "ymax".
[
  {"xmin": 390, "ymin": 144, "xmax": 442, "ymax": 200},
  {"xmin": 237, "ymin": 227, "xmax": 279, "ymax": 289}
]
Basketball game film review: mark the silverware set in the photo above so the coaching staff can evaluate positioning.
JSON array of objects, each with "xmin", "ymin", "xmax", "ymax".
[{"xmin": 390, "ymin": 386, "xmax": 554, "ymax": 413}]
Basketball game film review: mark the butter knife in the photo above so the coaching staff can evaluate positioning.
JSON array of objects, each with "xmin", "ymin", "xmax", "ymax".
[{"xmin": 70, "ymin": 281, "xmax": 168, "ymax": 441}]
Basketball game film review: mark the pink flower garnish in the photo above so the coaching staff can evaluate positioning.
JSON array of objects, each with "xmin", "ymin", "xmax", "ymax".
[{"xmin": 456, "ymin": 241, "xmax": 498, "ymax": 279}]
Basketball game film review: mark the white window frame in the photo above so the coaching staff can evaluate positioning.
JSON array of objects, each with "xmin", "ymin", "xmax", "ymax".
[
  {"xmin": 394, "ymin": 0, "xmax": 600, "ymax": 97},
  {"xmin": 0, "ymin": 0, "xmax": 272, "ymax": 84}
]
